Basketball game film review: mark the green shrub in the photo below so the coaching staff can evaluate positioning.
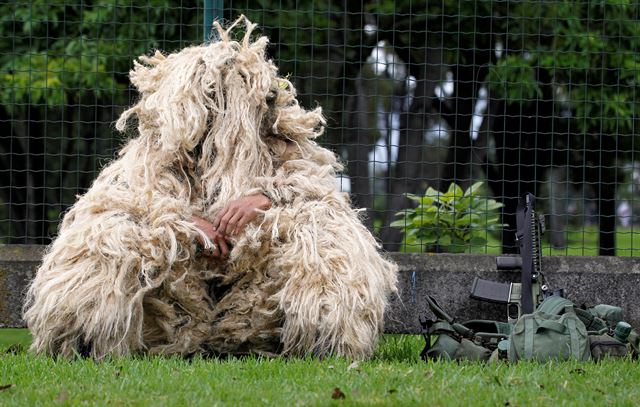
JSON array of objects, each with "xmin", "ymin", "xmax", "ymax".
[{"xmin": 391, "ymin": 182, "xmax": 505, "ymax": 253}]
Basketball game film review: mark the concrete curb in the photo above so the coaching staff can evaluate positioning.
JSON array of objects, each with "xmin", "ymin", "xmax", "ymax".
[
  {"xmin": 0, "ymin": 245, "xmax": 43, "ymax": 328},
  {"xmin": 2, "ymin": 245, "xmax": 639, "ymax": 333}
]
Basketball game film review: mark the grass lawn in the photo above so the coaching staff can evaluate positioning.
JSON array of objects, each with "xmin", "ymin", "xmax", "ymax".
[
  {"xmin": 1, "ymin": 330, "xmax": 639, "ymax": 406},
  {"xmin": 399, "ymin": 226, "xmax": 640, "ymax": 257},
  {"xmin": 543, "ymin": 226, "xmax": 640, "ymax": 257}
]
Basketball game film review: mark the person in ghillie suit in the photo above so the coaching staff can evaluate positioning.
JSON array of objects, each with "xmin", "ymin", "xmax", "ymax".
[{"xmin": 23, "ymin": 16, "xmax": 398, "ymax": 360}]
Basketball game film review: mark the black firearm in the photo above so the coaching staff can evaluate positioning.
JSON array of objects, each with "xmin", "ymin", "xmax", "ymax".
[{"xmin": 470, "ymin": 193, "xmax": 551, "ymax": 322}]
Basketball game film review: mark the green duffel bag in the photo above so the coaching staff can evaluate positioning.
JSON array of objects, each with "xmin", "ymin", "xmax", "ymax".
[
  {"xmin": 537, "ymin": 295, "xmax": 574, "ymax": 315},
  {"xmin": 537, "ymin": 295, "xmax": 608, "ymax": 332},
  {"xmin": 589, "ymin": 334, "xmax": 629, "ymax": 361},
  {"xmin": 508, "ymin": 305, "xmax": 591, "ymax": 362}
]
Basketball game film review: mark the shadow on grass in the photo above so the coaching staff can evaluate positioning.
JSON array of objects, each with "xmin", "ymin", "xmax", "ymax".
[{"xmin": 1, "ymin": 329, "xmax": 424, "ymax": 363}]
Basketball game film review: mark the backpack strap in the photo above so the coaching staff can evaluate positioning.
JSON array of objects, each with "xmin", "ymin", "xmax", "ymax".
[
  {"xmin": 426, "ymin": 295, "xmax": 455, "ymax": 323},
  {"xmin": 421, "ymin": 295, "xmax": 510, "ymax": 361},
  {"xmin": 537, "ymin": 295, "xmax": 573, "ymax": 315},
  {"xmin": 539, "ymin": 297, "xmax": 608, "ymax": 332},
  {"xmin": 425, "ymin": 296, "xmax": 475, "ymax": 338},
  {"xmin": 432, "ymin": 321, "xmax": 456, "ymax": 334},
  {"xmin": 419, "ymin": 315, "xmax": 432, "ymax": 360},
  {"xmin": 535, "ymin": 319, "xmax": 568, "ymax": 333},
  {"xmin": 574, "ymin": 307, "xmax": 607, "ymax": 332},
  {"xmin": 567, "ymin": 317, "xmax": 581, "ymax": 359},
  {"xmin": 524, "ymin": 317, "xmax": 535, "ymax": 359}
]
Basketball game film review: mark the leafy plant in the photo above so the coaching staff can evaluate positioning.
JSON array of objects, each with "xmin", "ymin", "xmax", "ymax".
[{"xmin": 391, "ymin": 182, "xmax": 505, "ymax": 253}]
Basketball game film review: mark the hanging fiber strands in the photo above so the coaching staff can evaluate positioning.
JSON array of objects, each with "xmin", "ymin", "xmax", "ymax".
[{"xmin": 23, "ymin": 16, "xmax": 398, "ymax": 360}]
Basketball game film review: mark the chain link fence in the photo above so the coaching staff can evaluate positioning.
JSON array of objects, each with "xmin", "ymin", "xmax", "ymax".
[{"xmin": 2, "ymin": 1, "xmax": 639, "ymax": 256}]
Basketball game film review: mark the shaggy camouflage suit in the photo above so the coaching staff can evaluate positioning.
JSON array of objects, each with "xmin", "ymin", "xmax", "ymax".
[{"xmin": 24, "ymin": 17, "xmax": 398, "ymax": 360}]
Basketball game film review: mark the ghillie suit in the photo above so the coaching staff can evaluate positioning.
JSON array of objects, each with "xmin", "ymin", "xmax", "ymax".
[{"xmin": 23, "ymin": 17, "xmax": 398, "ymax": 360}]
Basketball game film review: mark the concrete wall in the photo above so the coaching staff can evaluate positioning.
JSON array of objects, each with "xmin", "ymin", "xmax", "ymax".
[
  {"xmin": 0, "ymin": 245, "xmax": 42, "ymax": 328},
  {"xmin": 2, "ymin": 245, "xmax": 639, "ymax": 332}
]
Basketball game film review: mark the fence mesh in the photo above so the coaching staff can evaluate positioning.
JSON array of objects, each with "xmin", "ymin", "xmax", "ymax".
[{"xmin": 2, "ymin": 1, "xmax": 639, "ymax": 256}]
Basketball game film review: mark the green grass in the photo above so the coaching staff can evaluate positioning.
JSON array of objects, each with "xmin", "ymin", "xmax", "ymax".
[
  {"xmin": 0, "ymin": 328, "xmax": 31, "ymax": 349},
  {"xmin": 543, "ymin": 226, "xmax": 640, "ymax": 257},
  {"xmin": 399, "ymin": 226, "xmax": 640, "ymax": 256},
  {"xmin": 1, "ymin": 330, "xmax": 639, "ymax": 406}
]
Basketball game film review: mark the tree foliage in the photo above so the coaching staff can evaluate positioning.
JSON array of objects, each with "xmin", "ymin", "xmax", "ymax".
[
  {"xmin": 372, "ymin": 0, "xmax": 639, "ymax": 140},
  {"xmin": 487, "ymin": 0, "xmax": 640, "ymax": 137},
  {"xmin": 1, "ymin": 0, "xmax": 638, "ymax": 252},
  {"xmin": 0, "ymin": 1, "xmax": 200, "ymax": 243},
  {"xmin": 0, "ymin": 0, "xmax": 197, "ymax": 109}
]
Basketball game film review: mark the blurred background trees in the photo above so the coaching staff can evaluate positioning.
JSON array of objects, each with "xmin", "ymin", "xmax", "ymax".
[
  {"xmin": 2, "ymin": 1, "xmax": 638, "ymax": 256},
  {"xmin": 0, "ymin": 0, "xmax": 200, "ymax": 242}
]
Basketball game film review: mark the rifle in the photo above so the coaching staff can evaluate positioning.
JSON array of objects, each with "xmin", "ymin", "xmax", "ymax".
[{"xmin": 470, "ymin": 193, "xmax": 554, "ymax": 323}]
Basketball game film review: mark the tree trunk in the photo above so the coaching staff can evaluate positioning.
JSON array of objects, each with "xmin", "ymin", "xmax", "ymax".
[
  {"xmin": 345, "ymin": 72, "xmax": 376, "ymax": 230},
  {"xmin": 379, "ymin": 55, "xmax": 442, "ymax": 251},
  {"xmin": 439, "ymin": 66, "xmax": 478, "ymax": 191},
  {"xmin": 380, "ymin": 102, "xmax": 427, "ymax": 251},
  {"xmin": 547, "ymin": 166, "xmax": 569, "ymax": 249},
  {"xmin": 487, "ymin": 99, "xmax": 552, "ymax": 253},
  {"xmin": 591, "ymin": 135, "xmax": 618, "ymax": 256}
]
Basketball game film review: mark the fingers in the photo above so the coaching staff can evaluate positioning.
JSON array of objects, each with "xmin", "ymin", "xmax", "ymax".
[
  {"xmin": 216, "ymin": 235, "xmax": 230, "ymax": 257},
  {"xmin": 194, "ymin": 215, "xmax": 234, "ymax": 259},
  {"xmin": 215, "ymin": 206, "xmax": 235, "ymax": 237},
  {"xmin": 225, "ymin": 211, "xmax": 244, "ymax": 236},
  {"xmin": 193, "ymin": 215, "xmax": 218, "ymax": 242},
  {"xmin": 212, "ymin": 206, "xmax": 229, "ymax": 230},
  {"xmin": 232, "ymin": 213, "xmax": 253, "ymax": 236},
  {"xmin": 212, "ymin": 194, "xmax": 271, "ymax": 237},
  {"xmin": 217, "ymin": 205, "xmax": 245, "ymax": 236}
]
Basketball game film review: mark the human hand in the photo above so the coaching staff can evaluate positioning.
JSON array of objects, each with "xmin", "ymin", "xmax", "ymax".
[
  {"xmin": 212, "ymin": 194, "xmax": 272, "ymax": 236},
  {"xmin": 192, "ymin": 215, "xmax": 231, "ymax": 258}
]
